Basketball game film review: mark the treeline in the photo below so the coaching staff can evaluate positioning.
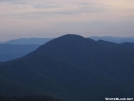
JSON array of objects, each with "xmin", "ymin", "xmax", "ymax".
[{"xmin": 0, "ymin": 95, "xmax": 65, "ymax": 101}]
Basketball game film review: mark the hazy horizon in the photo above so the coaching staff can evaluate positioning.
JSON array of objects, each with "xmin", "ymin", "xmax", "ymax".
[
  {"xmin": 1, "ymin": 35, "xmax": 134, "ymax": 43},
  {"xmin": 0, "ymin": 0, "xmax": 134, "ymax": 41}
]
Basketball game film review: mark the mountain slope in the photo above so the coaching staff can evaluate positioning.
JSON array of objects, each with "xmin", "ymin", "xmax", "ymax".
[
  {"xmin": 0, "ymin": 44, "xmax": 39, "ymax": 61},
  {"xmin": 0, "ymin": 34, "xmax": 134, "ymax": 101},
  {"xmin": 4, "ymin": 38, "xmax": 52, "ymax": 45}
]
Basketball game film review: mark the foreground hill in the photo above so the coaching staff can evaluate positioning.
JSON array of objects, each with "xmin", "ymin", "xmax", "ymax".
[
  {"xmin": 0, "ymin": 34, "xmax": 134, "ymax": 101},
  {"xmin": 0, "ymin": 44, "xmax": 39, "ymax": 61},
  {"xmin": 0, "ymin": 95, "xmax": 65, "ymax": 101}
]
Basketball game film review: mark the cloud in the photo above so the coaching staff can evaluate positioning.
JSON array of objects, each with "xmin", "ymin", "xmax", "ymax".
[
  {"xmin": 0, "ymin": 0, "xmax": 105, "ymax": 17},
  {"xmin": 0, "ymin": 0, "xmax": 134, "ymax": 41},
  {"xmin": 0, "ymin": 0, "xmax": 134, "ymax": 21}
]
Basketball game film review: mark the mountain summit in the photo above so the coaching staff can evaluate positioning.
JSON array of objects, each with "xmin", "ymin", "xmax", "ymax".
[{"xmin": 0, "ymin": 34, "xmax": 134, "ymax": 101}]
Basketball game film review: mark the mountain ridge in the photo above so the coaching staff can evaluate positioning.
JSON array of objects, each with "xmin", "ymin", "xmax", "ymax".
[
  {"xmin": 0, "ymin": 44, "xmax": 39, "ymax": 62},
  {"xmin": 4, "ymin": 38, "xmax": 52, "ymax": 45},
  {"xmin": 90, "ymin": 36, "xmax": 134, "ymax": 43},
  {"xmin": 0, "ymin": 34, "xmax": 134, "ymax": 101},
  {"xmin": 3, "ymin": 35, "xmax": 134, "ymax": 45}
]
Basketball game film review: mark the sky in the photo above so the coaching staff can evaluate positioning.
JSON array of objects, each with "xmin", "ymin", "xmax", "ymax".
[{"xmin": 0, "ymin": 0, "xmax": 134, "ymax": 42}]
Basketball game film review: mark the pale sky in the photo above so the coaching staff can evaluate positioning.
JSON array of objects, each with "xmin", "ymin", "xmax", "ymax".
[{"xmin": 0, "ymin": 0, "xmax": 134, "ymax": 41}]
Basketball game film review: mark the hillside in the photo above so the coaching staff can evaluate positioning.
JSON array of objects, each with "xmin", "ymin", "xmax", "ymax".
[
  {"xmin": 0, "ymin": 96, "xmax": 65, "ymax": 101},
  {"xmin": 0, "ymin": 44, "xmax": 39, "ymax": 61},
  {"xmin": 4, "ymin": 38, "xmax": 52, "ymax": 45},
  {"xmin": 0, "ymin": 34, "xmax": 134, "ymax": 101}
]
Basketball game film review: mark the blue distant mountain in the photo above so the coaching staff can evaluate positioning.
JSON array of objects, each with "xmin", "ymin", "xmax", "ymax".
[
  {"xmin": 3, "ymin": 36, "xmax": 134, "ymax": 45},
  {"xmin": 0, "ymin": 38, "xmax": 52, "ymax": 61},
  {"xmin": 4, "ymin": 38, "xmax": 52, "ymax": 45},
  {"xmin": 90, "ymin": 36, "xmax": 134, "ymax": 43},
  {"xmin": 0, "ymin": 44, "xmax": 39, "ymax": 61},
  {"xmin": 1, "ymin": 36, "xmax": 134, "ymax": 62}
]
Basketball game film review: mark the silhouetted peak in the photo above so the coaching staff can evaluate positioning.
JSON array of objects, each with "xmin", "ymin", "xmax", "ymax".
[
  {"xmin": 37, "ymin": 34, "xmax": 96, "ymax": 51},
  {"xmin": 38, "ymin": 34, "xmax": 83, "ymax": 46},
  {"xmin": 56, "ymin": 34, "xmax": 84, "ymax": 40},
  {"xmin": 59, "ymin": 34, "xmax": 85, "ymax": 38}
]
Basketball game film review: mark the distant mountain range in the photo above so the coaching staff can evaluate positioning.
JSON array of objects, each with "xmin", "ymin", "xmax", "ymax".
[
  {"xmin": 0, "ymin": 44, "xmax": 39, "ymax": 61},
  {"xmin": 4, "ymin": 38, "xmax": 52, "ymax": 45},
  {"xmin": 0, "ymin": 38, "xmax": 52, "ymax": 61},
  {"xmin": 0, "ymin": 34, "xmax": 134, "ymax": 101},
  {"xmin": 3, "ymin": 36, "xmax": 134, "ymax": 45},
  {"xmin": 90, "ymin": 36, "xmax": 134, "ymax": 43},
  {"xmin": 2, "ymin": 36, "xmax": 134, "ymax": 45},
  {"xmin": 1, "ymin": 36, "xmax": 134, "ymax": 61}
]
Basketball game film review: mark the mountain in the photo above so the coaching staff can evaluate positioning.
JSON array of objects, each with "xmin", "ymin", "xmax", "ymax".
[
  {"xmin": 90, "ymin": 36, "xmax": 134, "ymax": 43},
  {"xmin": 4, "ymin": 36, "xmax": 134, "ymax": 45},
  {"xmin": 0, "ymin": 34, "xmax": 134, "ymax": 101},
  {"xmin": 4, "ymin": 38, "xmax": 52, "ymax": 45},
  {"xmin": 0, "ymin": 44, "xmax": 39, "ymax": 61},
  {"xmin": 1, "ymin": 36, "xmax": 134, "ymax": 62}
]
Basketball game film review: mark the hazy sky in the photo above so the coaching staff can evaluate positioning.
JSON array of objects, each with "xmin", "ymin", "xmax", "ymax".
[{"xmin": 0, "ymin": 0, "xmax": 134, "ymax": 41}]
